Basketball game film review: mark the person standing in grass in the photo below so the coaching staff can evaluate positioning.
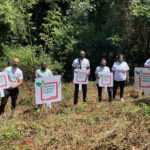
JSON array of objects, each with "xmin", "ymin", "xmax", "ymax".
[
  {"xmin": 0, "ymin": 58, "xmax": 23, "ymax": 116},
  {"xmin": 35, "ymin": 61, "xmax": 53, "ymax": 78},
  {"xmin": 112, "ymin": 54, "xmax": 129, "ymax": 102},
  {"xmin": 141, "ymin": 58, "xmax": 150, "ymax": 96},
  {"xmin": 95, "ymin": 58, "xmax": 113, "ymax": 102},
  {"xmin": 72, "ymin": 51, "xmax": 90, "ymax": 105}
]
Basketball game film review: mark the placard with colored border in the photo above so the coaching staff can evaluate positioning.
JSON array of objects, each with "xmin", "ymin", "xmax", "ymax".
[
  {"xmin": 73, "ymin": 69, "xmax": 88, "ymax": 84},
  {"xmin": 35, "ymin": 76, "xmax": 61, "ymax": 105},
  {"xmin": 0, "ymin": 72, "xmax": 10, "ymax": 89},
  {"xmin": 135, "ymin": 68, "xmax": 150, "ymax": 97},
  {"xmin": 98, "ymin": 72, "xmax": 113, "ymax": 87}
]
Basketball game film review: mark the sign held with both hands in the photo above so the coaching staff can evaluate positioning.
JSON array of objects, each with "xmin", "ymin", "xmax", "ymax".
[
  {"xmin": 98, "ymin": 72, "xmax": 113, "ymax": 92},
  {"xmin": 73, "ymin": 69, "xmax": 88, "ymax": 90}
]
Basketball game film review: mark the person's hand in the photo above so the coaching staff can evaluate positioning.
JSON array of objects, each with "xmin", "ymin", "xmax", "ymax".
[
  {"xmin": 7, "ymin": 86, "xmax": 13, "ymax": 90},
  {"xmin": 126, "ymin": 78, "xmax": 129, "ymax": 83},
  {"xmin": 87, "ymin": 72, "xmax": 90, "ymax": 76},
  {"xmin": 96, "ymin": 75, "xmax": 99, "ymax": 79}
]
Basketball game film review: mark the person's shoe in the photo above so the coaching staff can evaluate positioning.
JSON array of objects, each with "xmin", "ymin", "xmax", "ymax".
[
  {"xmin": 99, "ymin": 98, "xmax": 102, "ymax": 102},
  {"xmin": 120, "ymin": 98, "xmax": 124, "ymax": 102},
  {"xmin": 83, "ymin": 100, "xmax": 87, "ymax": 103},
  {"xmin": 8, "ymin": 110, "xmax": 14, "ymax": 119},
  {"xmin": 109, "ymin": 98, "xmax": 113, "ymax": 103},
  {"xmin": 112, "ymin": 98, "xmax": 115, "ymax": 102},
  {"xmin": 74, "ymin": 102, "xmax": 77, "ymax": 105}
]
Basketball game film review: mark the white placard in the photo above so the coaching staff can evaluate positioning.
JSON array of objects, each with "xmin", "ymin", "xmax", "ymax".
[
  {"xmin": 0, "ymin": 72, "xmax": 10, "ymax": 97},
  {"xmin": 35, "ymin": 76, "xmax": 61, "ymax": 106},
  {"xmin": 135, "ymin": 67, "xmax": 150, "ymax": 96},
  {"xmin": 98, "ymin": 72, "xmax": 113, "ymax": 87},
  {"xmin": 73, "ymin": 69, "xmax": 88, "ymax": 84}
]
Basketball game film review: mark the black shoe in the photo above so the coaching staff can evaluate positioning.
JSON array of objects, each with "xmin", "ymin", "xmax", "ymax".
[
  {"xmin": 109, "ymin": 98, "xmax": 114, "ymax": 103},
  {"xmin": 74, "ymin": 101, "xmax": 78, "ymax": 105},
  {"xmin": 109, "ymin": 99, "xmax": 112, "ymax": 103}
]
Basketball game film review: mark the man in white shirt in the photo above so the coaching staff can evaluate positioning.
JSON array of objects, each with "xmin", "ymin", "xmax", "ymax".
[
  {"xmin": 35, "ymin": 61, "xmax": 53, "ymax": 107},
  {"xmin": 0, "ymin": 58, "xmax": 23, "ymax": 115},
  {"xmin": 112, "ymin": 54, "xmax": 129, "ymax": 101},
  {"xmin": 72, "ymin": 51, "xmax": 90, "ymax": 104},
  {"xmin": 35, "ymin": 61, "xmax": 53, "ymax": 78}
]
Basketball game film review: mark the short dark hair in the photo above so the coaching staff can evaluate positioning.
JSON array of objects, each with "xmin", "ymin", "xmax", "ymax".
[
  {"xmin": 118, "ymin": 54, "xmax": 124, "ymax": 60},
  {"xmin": 101, "ymin": 58, "xmax": 106, "ymax": 62},
  {"xmin": 41, "ymin": 61, "xmax": 47, "ymax": 65}
]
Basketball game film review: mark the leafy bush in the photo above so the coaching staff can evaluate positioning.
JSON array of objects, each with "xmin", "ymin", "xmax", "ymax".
[{"xmin": 0, "ymin": 45, "xmax": 63, "ymax": 80}]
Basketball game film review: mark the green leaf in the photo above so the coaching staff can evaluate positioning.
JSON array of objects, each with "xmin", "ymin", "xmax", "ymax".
[
  {"xmin": 42, "ymin": 80, "xmax": 44, "ymax": 84},
  {"xmin": 136, "ymin": 71, "xmax": 140, "ymax": 75},
  {"xmin": 99, "ymin": 75, "xmax": 103, "ymax": 77},
  {"xmin": 140, "ymin": 70, "xmax": 143, "ymax": 74},
  {"xmin": 36, "ymin": 82, "xmax": 42, "ymax": 87},
  {"xmin": 75, "ymin": 71, "xmax": 79, "ymax": 74},
  {"xmin": 36, "ymin": 108, "xmax": 41, "ymax": 113}
]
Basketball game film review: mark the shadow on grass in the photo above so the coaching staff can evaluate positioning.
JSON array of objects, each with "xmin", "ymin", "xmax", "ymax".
[{"xmin": 134, "ymin": 98, "xmax": 150, "ymax": 106}]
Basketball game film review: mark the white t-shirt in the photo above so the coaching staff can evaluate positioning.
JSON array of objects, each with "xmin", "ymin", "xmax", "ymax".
[
  {"xmin": 72, "ymin": 58, "xmax": 90, "ymax": 70},
  {"xmin": 4, "ymin": 66, "xmax": 23, "ymax": 87},
  {"xmin": 95, "ymin": 66, "xmax": 110, "ymax": 84},
  {"xmin": 112, "ymin": 61, "xmax": 129, "ymax": 81},
  {"xmin": 144, "ymin": 59, "xmax": 150, "ymax": 66},
  {"xmin": 35, "ymin": 69, "xmax": 53, "ymax": 78}
]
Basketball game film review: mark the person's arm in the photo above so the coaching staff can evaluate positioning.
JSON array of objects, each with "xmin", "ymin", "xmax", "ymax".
[
  {"xmin": 87, "ymin": 67, "xmax": 90, "ymax": 76},
  {"xmin": 111, "ymin": 64, "xmax": 115, "ymax": 73},
  {"xmin": 95, "ymin": 67, "xmax": 99, "ymax": 78},
  {"xmin": 126, "ymin": 71, "xmax": 129, "ymax": 83},
  {"xmin": 72, "ymin": 59, "xmax": 76, "ymax": 75},
  {"xmin": 49, "ymin": 70, "xmax": 53, "ymax": 76},
  {"xmin": 14, "ymin": 71, "xmax": 23, "ymax": 88},
  {"xmin": 144, "ymin": 65, "xmax": 150, "ymax": 68},
  {"xmin": 14, "ymin": 79, "xmax": 23, "ymax": 88}
]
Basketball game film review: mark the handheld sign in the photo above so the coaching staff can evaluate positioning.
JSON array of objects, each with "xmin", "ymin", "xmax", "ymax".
[
  {"xmin": 73, "ymin": 69, "xmax": 88, "ymax": 91},
  {"xmin": 0, "ymin": 72, "xmax": 10, "ymax": 97},
  {"xmin": 135, "ymin": 67, "xmax": 150, "ymax": 96},
  {"xmin": 98, "ymin": 72, "xmax": 113, "ymax": 92},
  {"xmin": 35, "ymin": 75, "xmax": 61, "ymax": 107}
]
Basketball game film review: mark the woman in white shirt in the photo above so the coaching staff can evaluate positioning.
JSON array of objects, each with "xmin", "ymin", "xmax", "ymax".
[
  {"xmin": 95, "ymin": 58, "xmax": 112, "ymax": 102},
  {"xmin": 112, "ymin": 54, "xmax": 129, "ymax": 102},
  {"xmin": 144, "ymin": 58, "xmax": 150, "ymax": 68}
]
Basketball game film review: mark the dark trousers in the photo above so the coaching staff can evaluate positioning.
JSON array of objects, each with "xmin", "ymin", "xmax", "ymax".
[
  {"xmin": 96, "ymin": 85, "xmax": 112, "ymax": 101},
  {"xmin": 0, "ymin": 88, "xmax": 19, "ymax": 115},
  {"xmin": 74, "ymin": 84, "xmax": 87, "ymax": 104},
  {"xmin": 113, "ymin": 81, "xmax": 125, "ymax": 99}
]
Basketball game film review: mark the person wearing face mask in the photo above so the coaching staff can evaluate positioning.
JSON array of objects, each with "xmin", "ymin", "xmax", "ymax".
[
  {"xmin": 72, "ymin": 50, "xmax": 90, "ymax": 105},
  {"xmin": 0, "ymin": 58, "xmax": 23, "ymax": 116},
  {"xmin": 112, "ymin": 54, "xmax": 129, "ymax": 102},
  {"xmin": 35, "ymin": 61, "xmax": 53, "ymax": 78},
  {"xmin": 95, "ymin": 58, "xmax": 112, "ymax": 102}
]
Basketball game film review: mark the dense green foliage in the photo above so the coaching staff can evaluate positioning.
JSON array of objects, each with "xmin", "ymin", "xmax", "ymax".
[{"xmin": 0, "ymin": 0, "xmax": 150, "ymax": 80}]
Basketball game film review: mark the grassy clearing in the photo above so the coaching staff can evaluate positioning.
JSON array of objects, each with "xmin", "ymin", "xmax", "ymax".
[{"xmin": 0, "ymin": 82, "xmax": 150, "ymax": 150}]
